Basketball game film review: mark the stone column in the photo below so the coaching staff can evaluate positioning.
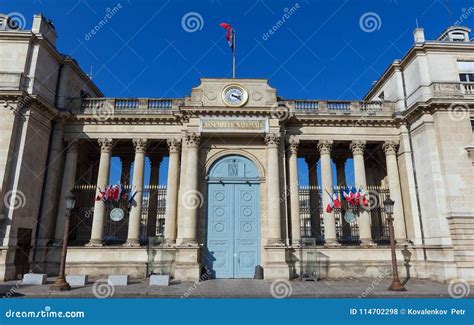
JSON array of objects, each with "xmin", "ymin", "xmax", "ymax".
[
  {"xmin": 164, "ymin": 138, "xmax": 181, "ymax": 244},
  {"xmin": 335, "ymin": 157, "xmax": 350, "ymax": 239},
  {"xmin": 88, "ymin": 138, "xmax": 113, "ymax": 246},
  {"xmin": 350, "ymin": 140, "xmax": 374, "ymax": 246},
  {"xmin": 383, "ymin": 141, "xmax": 407, "ymax": 242},
  {"xmin": 53, "ymin": 138, "xmax": 79, "ymax": 244},
  {"xmin": 125, "ymin": 138, "xmax": 148, "ymax": 246},
  {"xmin": 181, "ymin": 133, "xmax": 201, "ymax": 245},
  {"xmin": 37, "ymin": 117, "xmax": 66, "ymax": 246},
  {"xmin": 287, "ymin": 137, "xmax": 301, "ymax": 245},
  {"xmin": 147, "ymin": 155, "xmax": 162, "ymax": 238},
  {"xmin": 120, "ymin": 156, "xmax": 132, "ymax": 186},
  {"xmin": 265, "ymin": 133, "xmax": 282, "ymax": 245},
  {"xmin": 318, "ymin": 140, "xmax": 339, "ymax": 246},
  {"xmin": 305, "ymin": 156, "xmax": 320, "ymax": 239}
]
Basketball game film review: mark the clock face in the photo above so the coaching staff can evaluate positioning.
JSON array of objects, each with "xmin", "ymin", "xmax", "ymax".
[{"xmin": 222, "ymin": 85, "xmax": 248, "ymax": 107}]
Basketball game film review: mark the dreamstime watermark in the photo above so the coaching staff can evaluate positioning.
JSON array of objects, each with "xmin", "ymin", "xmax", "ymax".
[
  {"xmin": 270, "ymin": 102, "xmax": 291, "ymax": 122},
  {"xmin": 448, "ymin": 102, "xmax": 470, "ymax": 121},
  {"xmin": 262, "ymin": 3, "xmax": 301, "ymax": 41},
  {"xmin": 84, "ymin": 3, "xmax": 123, "ymax": 41},
  {"xmin": 181, "ymin": 12, "xmax": 204, "ymax": 33},
  {"xmin": 92, "ymin": 102, "xmax": 114, "ymax": 121},
  {"xmin": 358, "ymin": 268, "xmax": 391, "ymax": 298},
  {"xmin": 181, "ymin": 189, "xmax": 204, "ymax": 209},
  {"xmin": 3, "ymin": 190, "xmax": 26, "ymax": 211},
  {"xmin": 92, "ymin": 279, "xmax": 115, "ymax": 299},
  {"xmin": 360, "ymin": 190, "xmax": 381, "ymax": 212},
  {"xmin": 4, "ymin": 277, "xmax": 23, "ymax": 298},
  {"xmin": 448, "ymin": 279, "xmax": 471, "ymax": 299},
  {"xmin": 181, "ymin": 269, "xmax": 211, "ymax": 298},
  {"xmin": 454, "ymin": 7, "xmax": 474, "ymax": 27},
  {"xmin": 359, "ymin": 12, "xmax": 382, "ymax": 33},
  {"xmin": 5, "ymin": 12, "xmax": 26, "ymax": 30},
  {"xmin": 270, "ymin": 279, "xmax": 293, "ymax": 299}
]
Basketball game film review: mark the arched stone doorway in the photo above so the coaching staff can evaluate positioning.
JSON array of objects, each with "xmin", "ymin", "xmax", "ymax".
[{"xmin": 204, "ymin": 155, "xmax": 261, "ymax": 278}]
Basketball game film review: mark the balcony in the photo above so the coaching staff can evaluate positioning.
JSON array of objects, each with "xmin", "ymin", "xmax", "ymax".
[
  {"xmin": 0, "ymin": 72, "xmax": 29, "ymax": 91},
  {"xmin": 286, "ymin": 100, "xmax": 394, "ymax": 115},
  {"xmin": 78, "ymin": 98, "xmax": 184, "ymax": 115}
]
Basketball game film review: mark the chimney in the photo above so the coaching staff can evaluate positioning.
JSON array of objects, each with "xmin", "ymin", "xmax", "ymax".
[
  {"xmin": 32, "ymin": 14, "xmax": 57, "ymax": 46},
  {"xmin": 413, "ymin": 28, "xmax": 425, "ymax": 44}
]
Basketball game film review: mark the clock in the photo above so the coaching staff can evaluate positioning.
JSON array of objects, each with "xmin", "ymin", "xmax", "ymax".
[{"xmin": 222, "ymin": 84, "xmax": 248, "ymax": 107}]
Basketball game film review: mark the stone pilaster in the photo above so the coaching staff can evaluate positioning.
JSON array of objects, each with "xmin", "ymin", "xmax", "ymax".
[
  {"xmin": 87, "ymin": 138, "xmax": 113, "ymax": 246},
  {"xmin": 164, "ymin": 138, "xmax": 181, "ymax": 244},
  {"xmin": 318, "ymin": 140, "xmax": 339, "ymax": 246},
  {"xmin": 383, "ymin": 141, "xmax": 407, "ymax": 242},
  {"xmin": 305, "ymin": 156, "xmax": 320, "ymax": 239},
  {"xmin": 147, "ymin": 154, "xmax": 162, "ymax": 238},
  {"xmin": 125, "ymin": 138, "xmax": 148, "ymax": 246},
  {"xmin": 265, "ymin": 133, "xmax": 283, "ymax": 245},
  {"xmin": 180, "ymin": 133, "xmax": 201, "ymax": 245},
  {"xmin": 350, "ymin": 140, "xmax": 374, "ymax": 246},
  {"xmin": 37, "ymin": 117, "xmax": 66, "ymax": 247},
  {"xmin": 53, "ymin": 138, "xmax": 79, "ymax": 245},
  {"xmin": 287, "ymin": 137, "xmax": 301, "ymax": 245}
]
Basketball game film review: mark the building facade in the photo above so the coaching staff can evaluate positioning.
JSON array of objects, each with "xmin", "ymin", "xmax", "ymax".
[{"xmin": 0, "ymin": 15, "xmax": 473, "ymax": 283}]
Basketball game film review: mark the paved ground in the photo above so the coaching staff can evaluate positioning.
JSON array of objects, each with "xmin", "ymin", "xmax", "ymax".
[{"xmin": 1, "ymin": 277, "xmax": 471, "ymax": 298}]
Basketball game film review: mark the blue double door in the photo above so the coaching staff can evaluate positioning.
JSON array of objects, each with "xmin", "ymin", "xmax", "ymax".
[{"xmin": 205, "ymin": 182, "xmax": 260, "ymax": 278}]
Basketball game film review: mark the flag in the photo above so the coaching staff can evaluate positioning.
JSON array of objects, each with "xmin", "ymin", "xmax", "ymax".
[
  {"xmin": 219, "ymin": 22, "xmax": 234, "ymax": 51},
  {"xmin": 326, "ymin": 202, "xmax": 334, "ymax": 213},
  {"xmin": 333, "ymin": 192, "xmax": 341, "ymax": 209}
]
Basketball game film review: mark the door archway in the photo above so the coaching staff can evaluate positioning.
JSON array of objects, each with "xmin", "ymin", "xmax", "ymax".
[{"xmin": 204, "ymin": 155, "xmax": 261, "ymax": 278}]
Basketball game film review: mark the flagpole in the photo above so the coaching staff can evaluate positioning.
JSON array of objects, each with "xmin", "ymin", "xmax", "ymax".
[{"xmin": 232, "ymin": 29, "xmax": 236, "ymax": 78}]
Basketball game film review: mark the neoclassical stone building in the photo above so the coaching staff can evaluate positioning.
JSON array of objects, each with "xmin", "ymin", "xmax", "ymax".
[{"xmin": 0, "ymin": 15, "xmax": 473, "ymax": 283}]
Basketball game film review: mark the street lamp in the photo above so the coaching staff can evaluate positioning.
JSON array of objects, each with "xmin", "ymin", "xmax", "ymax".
[
  {"xmin": 50, "ymin": 192, "xmax": 76, "ymax": 291},
  {"xmin": 384, "ymin": 195, "xmax": 406, "ymax": 291}
]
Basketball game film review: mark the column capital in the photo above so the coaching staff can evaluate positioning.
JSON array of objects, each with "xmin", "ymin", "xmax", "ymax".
[
  {"xmin": 264, "ymin": 133, "xmax": 281, "ymax": 147},
  {"xmin": 98, "ymin": 138, "xmax": 114, "ymax": 153},
  {"xmin": 133, "ymin": 138, "xmax": 148, "ymax": 153},
  {"xmin": 350, "ymin": 140, "xmax": 366, "ymax": 155},
  {"xmin": 185, "ymin": 133, "xmax": 201, "ymax": 147},
  {"xmin": 167, "ymin": 138, "xmax": 182, "ymax": 153},
  {"xmin": 317, "ymin": 140, "xmax": 333, "ymax": 155},
  {"xmin": 287, "ymin": 136, "xmax": 299, "ymax": 154},
  {"xmin": 382, "ymin": 141, "xmax": 399, "ymax": 156}
]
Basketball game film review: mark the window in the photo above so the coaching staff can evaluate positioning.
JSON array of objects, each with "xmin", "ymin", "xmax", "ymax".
[
  {"xmin": 458, "ymin": 61, "xmax": 474, "ymax": 83},
  {"xmin": 471, "ymin": 118, "xmax": 474, "ymax": 132},
  {"xmin": 451, "ymin": 32, "xmax": 466, "ymax": 42}
]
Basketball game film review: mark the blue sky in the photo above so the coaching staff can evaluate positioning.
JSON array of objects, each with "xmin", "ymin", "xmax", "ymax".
[{"xmin": 2, "ymin": 0, "xmax": 472, "ymax": 186}]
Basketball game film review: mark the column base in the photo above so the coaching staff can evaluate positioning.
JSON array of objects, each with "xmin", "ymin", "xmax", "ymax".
[
  {"xmin": 324, "ymin": 240, "xmax": 341, "ymax": 248},
  {"xmin": 86, "ymin": 239, "xmax": 103, "ymax": 247},
  {"xmin": 360, "ymin": 239, "xmax": 377, "ymax": 248},
  {"xmin": 266, "ymin": 238, "xmax": 286, "ymax": 246},
  {"xmin": 123, "ymin": 239, "xmax": 140, "ymax": 247},
  {"xmin": 178, "ymin": 239, "xmax": 198, "ymax": 247}
]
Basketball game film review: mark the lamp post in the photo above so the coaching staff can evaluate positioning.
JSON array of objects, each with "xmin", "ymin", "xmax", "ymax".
[
  {"xmin": 50, "ymin": 192, "xmax": 76, "ymax": 291},
  {"xmin": 384, "ymin": 195, "xmax": 406, "ymax": 291}
]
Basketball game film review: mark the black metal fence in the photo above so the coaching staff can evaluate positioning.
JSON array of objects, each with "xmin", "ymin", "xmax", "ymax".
[
  {"xmin": 69, "ymin": 184, "xmax": 167, "ymax": 246},
  {"xmin": 298, "ymin": 185, "xmax": 390, "ymax": 245}
]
